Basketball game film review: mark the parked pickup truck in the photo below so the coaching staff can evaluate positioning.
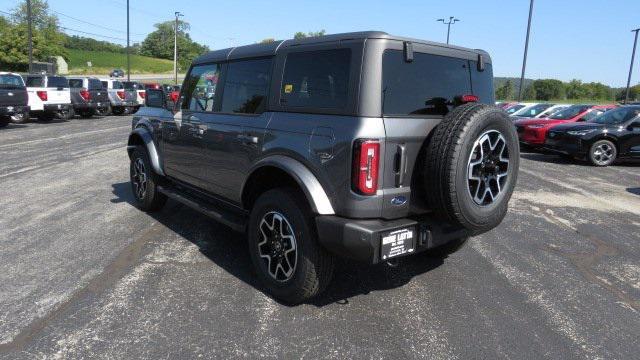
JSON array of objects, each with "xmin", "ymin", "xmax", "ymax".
[
  {"xmin": 68, "ymin": 77, "xmax": 110, "ymax": 118},
  {"xmin": 100, "ymin": 79, "xmax": 139, "ymax": 115},
  {"xmin": 24, "ymin": 75, "xmax": 72, "ymax": 121},
  {"xmin": 127, "ymin": 31, "xmax": 519, "ymax": 303},
  {"xmin": 123, "ymin": 81, "xmax": 146, "ymax": 111},
  {"xmin": 0, "ymin": 72, "xmax": 29, "ymax": 127}
]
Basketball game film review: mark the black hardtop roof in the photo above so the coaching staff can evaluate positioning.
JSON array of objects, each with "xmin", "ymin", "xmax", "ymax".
[{"xmin": 192, "ymin": 31, "xmax": 490, "ymax": 65}]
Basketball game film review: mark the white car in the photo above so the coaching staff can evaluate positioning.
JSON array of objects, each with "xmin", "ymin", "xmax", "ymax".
[
  {"xmin": 24, "ymin": 75, "xmax": 72, "ymax": 121},
  {"xmin": 505, "ymin": 102, "xmax": 535, "ymax": 115}
]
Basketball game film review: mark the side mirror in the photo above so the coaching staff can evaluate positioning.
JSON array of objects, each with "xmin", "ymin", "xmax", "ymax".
[{"xmin": 145, "ymin": 89, "xmax": 165, "ymax": 108}]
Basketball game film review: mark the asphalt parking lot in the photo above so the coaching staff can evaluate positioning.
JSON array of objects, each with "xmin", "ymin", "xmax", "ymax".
[{"xmin": 0, "ymin": 116, "xmax": 639, "ymax": 359}]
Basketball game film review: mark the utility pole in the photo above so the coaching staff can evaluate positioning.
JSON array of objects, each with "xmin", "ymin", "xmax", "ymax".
[
  {"xmin": 624, "ymin": 28, "xmax": 640, "ymax": 104},
  {"xmin": 126, "ymin": 0, "xmax": 130, "ymax": 81},
  {"xmin": 174, "ymin": 11, "xmax": 183, "ymax": 85},
  {"xmin": 437, "ymin": 16, "xmax": 460, "ymax": 44},
  {"xmin": 26, "ymin": 0, "xmax": 33, "ymax": 73},
  {"xmin": 518, "ymin": 0, "xmax": 535, "ymax": 101}
]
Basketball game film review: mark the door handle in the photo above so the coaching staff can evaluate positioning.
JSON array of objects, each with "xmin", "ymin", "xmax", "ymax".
[{"xmin": 189, "ymin": 123, "xmax": 207, "ymax": 136}]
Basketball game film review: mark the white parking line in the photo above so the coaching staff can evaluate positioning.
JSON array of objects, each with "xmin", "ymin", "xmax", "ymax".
[{"xmin": 0, "ymin": 125, "xmax": 131, "ymax": 149}]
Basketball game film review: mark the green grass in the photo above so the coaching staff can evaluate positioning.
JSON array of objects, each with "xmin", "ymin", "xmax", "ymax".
[{"xmin": 66, "ymin": 48, "xmax": 174, "ymax": 75}]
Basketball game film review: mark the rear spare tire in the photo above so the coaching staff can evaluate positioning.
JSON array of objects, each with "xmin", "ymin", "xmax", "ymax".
[{"xmin": 424, "ymin": 103, "xmax": 519, "ymax": 234}]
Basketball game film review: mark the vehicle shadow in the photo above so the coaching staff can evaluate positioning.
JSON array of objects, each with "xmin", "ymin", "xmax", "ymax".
[
  {"xmin": 627, "ymin": 187, "xmax": 640, "ymax": 196},
  {"xmin": 111, "ymin": 182, "xmax": 445, "ymax": 307}
]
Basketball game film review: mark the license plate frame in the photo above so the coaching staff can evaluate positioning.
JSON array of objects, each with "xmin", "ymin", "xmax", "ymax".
[{"xmin": 380, "ymin": 227, "xmax": 416, "ymax": 260}]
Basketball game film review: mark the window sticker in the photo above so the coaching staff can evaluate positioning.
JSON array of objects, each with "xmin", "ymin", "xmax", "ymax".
[{"xmin": 284, "ymin": 84, "xmax": 293, "ymax": 94}]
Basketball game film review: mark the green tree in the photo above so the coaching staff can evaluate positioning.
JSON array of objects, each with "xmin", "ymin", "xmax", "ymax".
[
  {"xmin": 565, "ymin": 79, "xmax": 588, "ymax": 99},
  {"xmin": 495, "ymin": 80, "xmax": 514, "ymax": 100},
  {"xmin": 140, "ymin": 20, "xmax": 209, "ymax": 70},
  {"xmin": 11, "ymin": 0, "xmax": 66, "ymax": 60},
  {"xmin": 523, "ymin": 85, "xmax": 537, "ymax": 100},
  {"xmin": 260, "ymin": 38, "xmax": 275, "ymax": 44},
  {"xmin": 293, "ymin": 30, "xmax": 326, "ymax": 39},
  {"xmin": 532, "ymin": 79, "xmax": 565, "ymax": 101}
]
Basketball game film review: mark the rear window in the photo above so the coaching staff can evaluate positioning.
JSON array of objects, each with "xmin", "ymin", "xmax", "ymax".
[
  {"xmin": 280, "ymin": 49, "xmax": 351, "ymax": 110},
  {"xmin": 0, "ymin": 74, "xmax": 24, "ymax": 88},
  {"xmin": 88, "ymin": 79, "xmax": 103, "ymax": 90},
  {"xmin": 68, "ymin": 79, "xmax": 84, "ymax": 88},
  {"xmin": 26, "ymin": 76, "xmax": 44, "ymax": 87},
  {"xmin": 123, "ymin": 82, "xmax": 143, "ymax": 90},
  {"xmin": 47, "ymin": 76, "xmax": 69, "ymax": 88},
  {"xmin": 111, "ymin": 81, "xmax": 124, "ymax": 90},
  {"xmin": 383, "ymin": 51, "xmax": 493, "ymax": 116}
]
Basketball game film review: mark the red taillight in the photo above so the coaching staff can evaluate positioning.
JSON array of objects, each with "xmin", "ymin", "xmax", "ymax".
[
  {"xmin": 79, "ymin": 89, "xmax": 90, "ymax": 101},
  {"xmin": 139, "ymin": 90, "xmax": 146, "ymax": 99},
  {"xmin": 36, "ymin": 90, "xmax": 47, "ymax": 101},
  {"xmin": 170, "ymin": 91, "xmax": 179, "ymax": 102},
  {"xmin": 116, "ymin": 90, "xmax": 125, "ymax": 100},
  {"xmin": 352, "ymin": 140, "xmax": 380, "ymax": 195},
  {"xmin": 459, "ymin": 94, "xmax": 479, "ymax": 103}
]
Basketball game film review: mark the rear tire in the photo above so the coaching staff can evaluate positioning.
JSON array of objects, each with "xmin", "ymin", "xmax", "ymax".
[
  {"xmin": 10, "ymin": 111, "xmax": 28, "ymax": 124},
  {"xmin": 423, "ymin": 103, "xmax": 519, "ymax": 235},
  {"xmin": 57, "ymin": 107, "xmax": 74, "ymax": 120},
  {"xmin": 79, "ymin": 109, "xmax": 94, "ymax": 118},
  {"xmin": 129, "ymin": 145, "xmax": 167, "ymax": 211},
  {"xmin": 248, "ymin": 188, "xmax": 335, "ymax": 304},
  {"xmin": 0, "ymin": 117, "xmax": 9, "ymax": 128},
  {"xmin": 112, "ymin": 106, "xmax": 124, "ymax": 116}
]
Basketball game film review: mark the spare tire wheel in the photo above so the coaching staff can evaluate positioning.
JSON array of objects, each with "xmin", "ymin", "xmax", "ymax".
[{"xmin": 423, "ymin": 103, "xmax": 519, "ymax": 234}]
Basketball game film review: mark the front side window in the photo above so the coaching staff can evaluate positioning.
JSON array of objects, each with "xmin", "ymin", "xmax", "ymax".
[
  {"xmin": 221, "ymin": 58, "xmax": 272, "ymax": 114},
  {"xmin": 182, "ymin": 63, "xmax": 221, "ymax": 112},
  {"xmin": 47, "ymin": 76, "xmax": 69, "ymax": 88},
  {"xmin": 506, "ymin": 104, "xmax": 525, "ymax": 114},
  {"xmin": 280, "ymin": 49, "xmax": 351, "ymax": 110},
  {"xmin": 383, "ymin": 51, "xmax": 472, "ymax": 116}
]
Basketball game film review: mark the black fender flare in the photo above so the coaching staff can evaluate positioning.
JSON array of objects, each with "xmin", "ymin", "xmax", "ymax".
[
  {"xmin": 127, "ymin": 127, "xmax": 165, "ymax": 176},
  {"xmin": 242, "ymin": 155, "xmax": 335, "ymax": 215}
]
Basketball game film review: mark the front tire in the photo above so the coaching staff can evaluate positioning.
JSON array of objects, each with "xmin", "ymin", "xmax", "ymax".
[
  {"xmin": 248, "ymin": 188, "xmax": 334, "ymax": 304},
  {"xmin": 130, "ymin": 145, "xmax": 167, "ymax": 211},
  {"xmin": 588, "ymin": 139, "xmax": 617, "ymax": 166}
]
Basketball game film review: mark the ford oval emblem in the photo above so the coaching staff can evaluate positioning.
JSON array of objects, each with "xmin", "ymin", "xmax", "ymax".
[{"xmin": 391, "ymin": 196, "xmax": 407, "ymax": 206}]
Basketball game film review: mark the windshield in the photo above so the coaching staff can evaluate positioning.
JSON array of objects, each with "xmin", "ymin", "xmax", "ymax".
[
  {"xmin": 549, "ymin": 105, "xmax": 592, "ymax": 120},
  {"xmin": 591, "ymin": 107, "xmax": 640, "ymax": 124},
  {"xmin": 0, "ymin": 74, "xmax": 24, "ymax": 88},
  {"xmin": 515, "ymin": 103, "xmax": 553, "ymax": 118},
  {"xmin": 506, "ymin": 104, "xmax": 525, "ymax": 114},
  {"xmin": 47, "ymin": 76, "xmax": 69, "ymax": 88},
  {"xmin": 580, "ymin": 109, "xmax": 605, "ymax": 122}
]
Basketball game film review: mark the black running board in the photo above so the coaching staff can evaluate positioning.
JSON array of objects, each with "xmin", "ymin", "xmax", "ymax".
[{"xmin": 157, "ymin": 185, "xmax": 247, "ymax": 232}]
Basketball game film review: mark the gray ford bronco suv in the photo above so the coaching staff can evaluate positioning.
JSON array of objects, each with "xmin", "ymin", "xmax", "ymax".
[{"xmin": 127, "ymin": 32, "xmax": 519, "ymax": 303}]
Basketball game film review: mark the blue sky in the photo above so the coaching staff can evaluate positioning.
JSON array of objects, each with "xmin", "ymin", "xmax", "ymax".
[{"xmin": 1, "ymin": 0, "xmax": 639, "ymax": 87}]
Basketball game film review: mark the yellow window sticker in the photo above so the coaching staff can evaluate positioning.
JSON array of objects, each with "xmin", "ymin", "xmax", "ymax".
[{"xmin": 284, "ymin": 84, "xmax": 293, "ymax": 94}]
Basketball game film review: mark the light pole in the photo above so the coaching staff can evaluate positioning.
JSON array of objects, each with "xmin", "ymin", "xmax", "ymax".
[
  {"xmin": 174, "ymin": 11, "xmax": 183, "ymax": 85},
  {"xmin": 518, "ymin": 0, "xmax": 535, "ymax": 101},
  {"xmin": 437, "ymin": 16, "xmax": 460, "ymax": 44},
  {"xmin": 126, "ymin": 0, "xmax": 130, "ymax": 81},
  {"xmin": 624, "ymin": 28, "xmax": 640, "ymax": 104},
  {"xmin": 26, "ymin": 0, "xmax": 33, "ymax": 73}
]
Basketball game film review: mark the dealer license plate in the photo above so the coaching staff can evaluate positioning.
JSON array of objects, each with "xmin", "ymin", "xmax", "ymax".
[{"xmin": 381, "ymin": 227, "xmax": 415, "ymax": 260}]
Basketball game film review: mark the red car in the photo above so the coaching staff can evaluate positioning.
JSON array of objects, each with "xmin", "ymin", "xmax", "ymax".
[{"xmin": 514, "ymin": 104, "xmax": 616, "ymax": 147}]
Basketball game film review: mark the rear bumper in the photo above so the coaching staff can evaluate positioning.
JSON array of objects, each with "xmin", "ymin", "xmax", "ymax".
[
  {"xmin": 316, "ymin": 215, "xmax": 469, "ymax": 264},
  {"xmin": 0, "ymin": 105, "xmax": 29, "ymax": 115},
  {"xmin": 42, "ymin": 104, "xmax": 70, "ymax": 112},
  {"xmin": 73, "ymin": 102, "xmax": 97, "ymax": 110}
]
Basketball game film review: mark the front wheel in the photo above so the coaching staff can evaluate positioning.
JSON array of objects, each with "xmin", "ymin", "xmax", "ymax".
[
  {"xmin": 130, "ymin": 145, "xmax": 167, "ymax": 211},
  {"xmin": 248, "ymin": 188, "xmax": 334, "ymax": 304},
  {"xmin": 588, "ymin": 140, "xmax": 617, "ymax": 166}
]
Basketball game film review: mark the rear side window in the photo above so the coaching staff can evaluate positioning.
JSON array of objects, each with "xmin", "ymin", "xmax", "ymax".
[
  {"xmin": 68, "ymin": 79, "xmax": 84, "ymax": 88},
  {"xmin": 470, "ymin": 61, "xmax": 494, "ymax": 104},
  {"xmin": 88, "ymin": 79, "xmax": 103, "ymax": 90},
  {"xmin": 47, "ymin": 76, "xmax": 69, "ymax": 88},
  {"xmin": 182, "ymin": 63, "xmax": 221, "ymax": 112},
  {"xmin": 383, "ymin": 51, "xmax": 472, "ymax": 116},
  {"xmin": 221, "ymin": 58, "xmax": 272, "ymax": 114},
  {"xmin": 26, "ymin": 76, "xmax": 44, "ymax": 87},
  {"xmin": 280, "ymin": 49, "xmax": 351, "ymax": 110}
]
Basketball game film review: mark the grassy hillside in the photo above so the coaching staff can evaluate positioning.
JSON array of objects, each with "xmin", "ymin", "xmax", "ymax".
[{"xmin": 66, "ymin": 48, "xmax": 173, "ymax": 75}]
